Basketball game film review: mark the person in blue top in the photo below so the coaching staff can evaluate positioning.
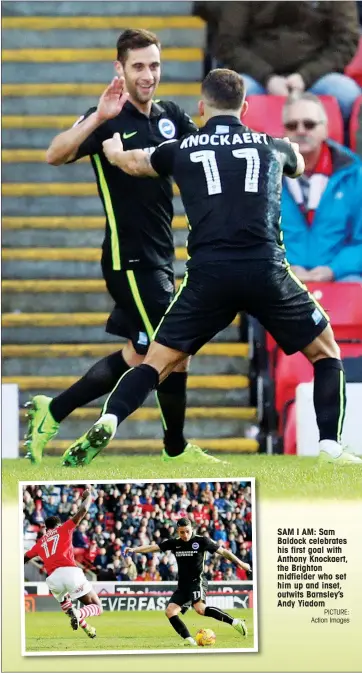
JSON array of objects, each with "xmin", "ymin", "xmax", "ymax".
[{"xmin": 281, "ymin": 92, "xmax": 362, "ymax": 283}]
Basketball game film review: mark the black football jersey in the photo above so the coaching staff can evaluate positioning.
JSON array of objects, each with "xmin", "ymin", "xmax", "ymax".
[
  {"xmin": 150, "ymin": 115, "xmax": 298, "ymax": 266},
  {"xmin": 70, "ymin": 100, "xmax": 196, "ymax": 270},
  {"xmin": 158, "ymin": 534, "xmax": 219, "ymax": 584}
]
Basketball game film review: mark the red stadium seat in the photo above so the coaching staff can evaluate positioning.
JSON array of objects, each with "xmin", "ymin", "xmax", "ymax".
[
  {"xmin": 307, "ymin": 282, "xmax": 362, "ymax": 341},
  {"xmin": 345, "ymin": 37, "xmax": 362, "ymax": 87},
  {"xmin": 242, "ymin": 95, "xmax": 285, "ymax": 137},
  {"xmin": 242, "ymin": 95, "xmax": 343, "ymax": 144},
  {"xmin": 273, "ymin": 283, "xmax": 362, "ymax": 450},
  {"xmin": 267, "ymin": 282, "xmax": 362, "ymax": 359},
  {"xmin": 349, "ymin": 95, "xmax": 362, "ymax": 152},
  {"xmin": 275, "ymin": 351, "xmax": 313, "ymax": 422},
  {"xmin": 283, "ymin": 402, "xmax": 297, "ymax": 455}
]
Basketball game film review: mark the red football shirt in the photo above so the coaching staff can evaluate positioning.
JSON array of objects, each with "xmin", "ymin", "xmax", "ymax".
[{"xmin": 26, "ymin": 519, "xmax": 77, "ymax": 575}]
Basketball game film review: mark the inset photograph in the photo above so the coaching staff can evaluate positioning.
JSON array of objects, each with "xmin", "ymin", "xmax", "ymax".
[{"xmin": 22, "ymin": 478, "xmax": 257, "ymax": 655}]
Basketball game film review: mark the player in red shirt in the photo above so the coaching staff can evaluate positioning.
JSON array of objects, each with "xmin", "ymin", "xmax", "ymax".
[{"xmin": 24, "ymin": 489, "xmax": 103, "ymax": 638}]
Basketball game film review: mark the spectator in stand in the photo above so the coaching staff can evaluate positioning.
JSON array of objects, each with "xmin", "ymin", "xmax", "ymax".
[
  {"xmin": 119, "ymin": 556, "xmax": 138, "ymax": 581},
  {"xmin": 204, "ymin": 562, "xmax": 214, "ymax": 581},
  {"xmin": 57, "ymin": 493, "xmax": 72, "ymax": 521},
  {"xmin": 105, "ymin": 558, "xmax": 123, "ymax": 581},
  {"xmin": 136, "ymin": 554, "xmax": 148, "ymax": 576},
  {"xmin": 144, "ymin": 558, "xmax": 161, "ymax": 581},
  {"xmin": 23, "ymin": 491, "xmax": 35, "ymax": 518},
  {"xmin": 43, "ymin": 495, "xmax": 58, "ymax": 518},
  {"xmin": 282, "ymin": 93, "xmax": 362, "ymax": 282},
  {"xmin": 83, "ymin": 539, "xmax": 99, "ymax": 569},
  {"xmin": 72, "ymin": 521, "xmax": 89, "ymax": 549},
  {"xmin": 94, "ymin": 547, "xmax": 108, "ymax": 572},
  {"xmin": 214, "ymin": 522, "xmax": 228, "ymax": 544},
  {"xmin": 224, "ymin": 566, "xmax": 238, "ymax": 581},
  {"xmin": 93, "ymin": 523, "xmax": 106, "ymax": 547},
  {"xmin": 228, "ymin": 533, "xmax": 238, "ymax": 555},
  {"xmin": 212, "ymin": 1, "xmax": 361, "ymax": 131},
  {"xmin": 158, "ymin": 556, "xmax": 171, "ymax": 581},
  {"xmin": 30, "ymin": 501, "xmax": 46, "ymax": 526},
  {"xmin": 168, "ymin": 564, "xmax": 178, "ymax": 581},
  {"xmin": 105, "ymin": 532, "xmax": 119, "ymax": 561},
  {"xmin": 95, "ymin": 495, "xmax": 107, "ymax": 516}
]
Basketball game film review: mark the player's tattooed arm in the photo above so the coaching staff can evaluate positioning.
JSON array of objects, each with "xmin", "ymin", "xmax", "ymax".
[
  {"xmin": 124, "ymin": 544, "xmax": 160, "ymax": 555},
  {"xmin": 71, "ymin": 489, "xmax": 93, "ymax": 526},
  {"xmin": 102, "ymin": 133, "xmax": 158, "ymax": 177},
  {"xmin": 215, "ymin": 546, "xmax": 251, "ymax": 572}
]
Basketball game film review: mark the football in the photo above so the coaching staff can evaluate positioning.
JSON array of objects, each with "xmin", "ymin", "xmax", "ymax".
[{"xmin": 195, "ymin": 628, "xmax": 216, "ymax": 646}]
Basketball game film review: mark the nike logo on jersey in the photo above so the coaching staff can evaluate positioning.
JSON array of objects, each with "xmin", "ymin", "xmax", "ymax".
[{"xmin": 123, "ymin": 131, "xmax": 138, "ymax": 140}]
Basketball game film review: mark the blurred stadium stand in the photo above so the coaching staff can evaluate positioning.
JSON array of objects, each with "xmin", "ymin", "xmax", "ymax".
[
  {"xmin": 23, "ymin": 481, "xmax": 253, "ymax": 582},
  {"xmin": 2, "ymin": 1, "xmax": 258, "ymax": 457}
]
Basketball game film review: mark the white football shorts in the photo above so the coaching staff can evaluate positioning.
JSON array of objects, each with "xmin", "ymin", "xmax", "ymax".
[{"xmin": 46, "ymin": 566, "xmax": 92, "ymax": 602}]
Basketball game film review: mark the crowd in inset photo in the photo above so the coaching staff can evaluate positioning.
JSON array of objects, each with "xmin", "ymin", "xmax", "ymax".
[{"xmin": 23, "ymin": 482, "xmax": 253, "ymax": 582}]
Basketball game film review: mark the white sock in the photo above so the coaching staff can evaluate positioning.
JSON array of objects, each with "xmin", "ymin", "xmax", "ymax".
[
  {"xmin": 185, "ymin": 636, "xmax": 196, "ymax": 644},
  {"xmin": 97, "ymin": 414, "xmax": 117, "ymax": 439},
  {"xmin": 319, "ymin": 440, "xmax": 342, "ymax": 458},
  {"xmin": 232, "ymin": 618, "xmax": 238, "ymax": 626}
]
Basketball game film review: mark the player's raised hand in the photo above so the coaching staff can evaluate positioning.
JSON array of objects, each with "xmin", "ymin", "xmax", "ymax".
[
  {"xmin": 102, "ymin": 132, "xmax": 124, "ymax": 165},
  {"xmin": 123, "ymin": 546, "xmax": 132, "ymax": 556},
  {"xmin": 81, "ymin": 488, "xmax": 91, "ymax": 500},
  {"xmin": 283, "ymin": 137, "xmax": 300, "ymax": 154},
  {"xmin": 96, "ymin": 77, "xmax": 129, "ymax": 122}
]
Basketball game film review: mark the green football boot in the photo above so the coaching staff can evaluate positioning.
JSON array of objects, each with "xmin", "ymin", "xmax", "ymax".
[
  {"xmin": 162, "ymin": 442, "xmax": 225, "ymax": 464},
  {"xmin": 24, "ymin": 395, "xmax": 59, "ymax": 464},
  {"xmin": 62, "ymin": 414, "xmax": 117, "ymax": 467},
  {"xmin": 232, "ymin": 618, "xmax": 248, "ymax": 637}
]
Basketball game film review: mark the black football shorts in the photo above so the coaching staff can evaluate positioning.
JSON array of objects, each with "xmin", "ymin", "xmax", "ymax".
[
  {"xmin": 102, "ymin": 264, "xmax": 175, "ymax": 355},
  {"xmin": 154, "ymin": 259, "xmax": 329, "ymax": 356},
  {"xmin": 169, "ymin": 577, "xmax": 208, "ymax": 607}
]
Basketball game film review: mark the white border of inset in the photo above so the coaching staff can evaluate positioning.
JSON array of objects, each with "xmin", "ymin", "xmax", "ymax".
[{"xmin": 19, "ymin": 477, "xmax": 258, "ymax": 657}]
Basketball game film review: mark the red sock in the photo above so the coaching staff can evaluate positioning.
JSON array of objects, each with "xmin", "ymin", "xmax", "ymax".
[
  {"xmin": 61, "ymin": 598, "xmax": 73, "ymax": 614},
  {"xmin": 79, "ymin": 604, "xmax": 102, "ymax": 619}
]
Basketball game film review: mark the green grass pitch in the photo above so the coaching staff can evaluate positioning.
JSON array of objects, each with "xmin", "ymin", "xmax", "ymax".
[
  {"xmin": 4, "ymin": 454, "xmax": 362, "ymax": 501},
  {"xmin": 25, "ymin": 608, "xmax": 254, "ymax": 653}
]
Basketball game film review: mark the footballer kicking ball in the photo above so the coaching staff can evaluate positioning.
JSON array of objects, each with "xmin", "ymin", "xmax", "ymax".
[{"xmin": 195, "ymin": 628, "xmax": 216, "ymax": 646}]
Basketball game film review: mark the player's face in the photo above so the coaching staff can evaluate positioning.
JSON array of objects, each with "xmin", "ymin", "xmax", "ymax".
[
  {"xmin": 178, "ymin": 525, "xmax": 193, "ymax": 541},
  {"xmin": 283, "ymin": 100, "xmax": 327, "ymax": 155},
  {"xmin": 118, "ymin": 45, "xmax": 161, "ymax": 104}
]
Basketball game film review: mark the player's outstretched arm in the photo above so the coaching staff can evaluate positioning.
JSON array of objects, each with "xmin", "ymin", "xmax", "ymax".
[
  {"xmin": 102, "ymin": 133, "xmax": 159, "ymax": 177},
  {"xmin": 215, "ymin": 546, "xmax": 251, "ymax": 573},
  {"xmin": 124, "ymin": 544, "xmax": 160, "ymax": 555},
  {"xmin": 71, "ymin": 489, "xmax": 93, "ymax": 526},
  {"xmin": 46, "ymin": 77, "xmax": 129, "ymax": 165}
]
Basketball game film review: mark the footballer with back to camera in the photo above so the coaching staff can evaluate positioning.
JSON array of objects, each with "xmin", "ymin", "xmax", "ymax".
[
  {"xmin": 24, "ymin": 489, "xmax": 103, "ymax": 638},
  {"xmin": 24, "ymin": 29, "xmax": 222, "ymax": 467},
  {"xmin": 68, "ymin": 68, "xmax": 361, "ymax": 466},
  {"xmin": 124, "ymin": 517, "xmax": 251, "ymax": 646}
]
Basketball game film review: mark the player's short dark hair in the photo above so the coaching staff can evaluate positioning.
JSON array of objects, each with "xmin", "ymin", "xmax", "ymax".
[
  {"xmin": 202, "ymin": 68, "xmax": 245, "ymax": 111},
  {"xmin": 177, "ymin": 517, "xmax": 192, "ymax": 528},
  {"xmin": 45, "ymin": 516, "xmax": 61, "ymax": 530},
  {"xmin": 116, "ymin": 29, "xmax": 161, "ymax": 64}
]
